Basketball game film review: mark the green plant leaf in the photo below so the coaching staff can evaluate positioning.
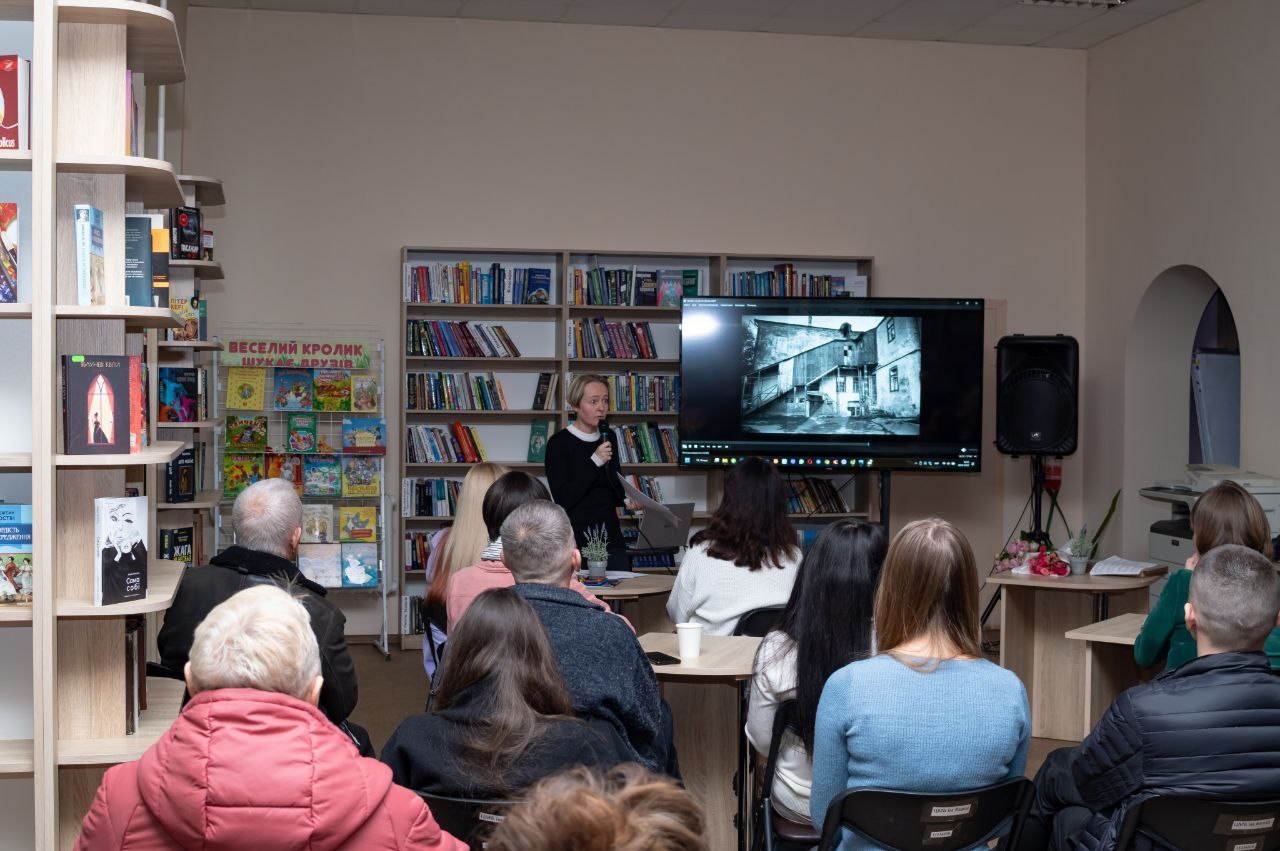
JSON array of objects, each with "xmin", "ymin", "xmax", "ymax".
[{"xmin": 1090, "ymin": 489, "xmax": 1121, "ymax": 549}]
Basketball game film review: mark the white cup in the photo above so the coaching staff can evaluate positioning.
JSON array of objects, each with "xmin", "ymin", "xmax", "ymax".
[{"xmin": 675, "ymin": 623, "xmax": 703, "ymax": 659}]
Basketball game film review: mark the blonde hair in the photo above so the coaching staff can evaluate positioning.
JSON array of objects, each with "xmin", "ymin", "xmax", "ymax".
[
  {"xmin": 428, "ymin": 462, "xmax": 507, "ymax": 606},
  {"xmin": 567, "ymin": 373, "xmax": 609, "ymax": 409},
  {"xmin": 486, "ymin": 764, "xmax": 707, "ymax": 851},
  {"xmin": 187, "ymin": 585, "xmax": 319, "ymax": 700},
  {"xmin": 874, "ymin": 518, "xmax": 982, "ymax": 663}
]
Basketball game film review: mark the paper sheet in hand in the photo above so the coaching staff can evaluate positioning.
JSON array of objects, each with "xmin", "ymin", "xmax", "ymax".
[{"xmin": 617, "ymin": 474, "xmax": 678, "ymax": 525}]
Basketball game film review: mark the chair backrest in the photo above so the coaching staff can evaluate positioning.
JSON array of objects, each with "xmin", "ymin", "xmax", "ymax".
[
  {"xmin": 817, "ymin": 778, "xmax": 1033, "ymax": 851},
  {"xmin": 1116, "ymin": 795, "xmax": 1280, "ymax": 851},
  {"xmin": 734, "ymin": 606, "xmax": 784, "ymax": 637},
  {"xmin": 418, "ymin": 792, "xmax": 521, "ymax": 850},
  {"xmin": 759, "ymin": 699, "xmax": 821, "ymax": 850}
]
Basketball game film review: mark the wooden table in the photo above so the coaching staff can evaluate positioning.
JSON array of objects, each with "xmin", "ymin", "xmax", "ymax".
[
  {"xmin": 592, "ymin": 575, "xmax": 676, "ymax": 634},
  {"xmin": 988, "ymin": 572, "xmax": 1159, "ymax": 741},
  {"xmin": 1064, "ymin": 612, "xmax": 1146, "ymax": 736},
  {"xmin": 641, "ymin": 632, "xmax": 760, "ymax": 851}
]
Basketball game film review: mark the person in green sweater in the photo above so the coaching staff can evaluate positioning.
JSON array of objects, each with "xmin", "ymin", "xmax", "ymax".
[{"xmin": 1134, "ymin": 480, "xmax": 1279, "ymax": 670}]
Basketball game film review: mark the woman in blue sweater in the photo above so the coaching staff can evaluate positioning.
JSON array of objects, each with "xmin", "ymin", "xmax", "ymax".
[{"xmin": 810, "ymin": 518, "xmax": 1030, "ymax": 850}]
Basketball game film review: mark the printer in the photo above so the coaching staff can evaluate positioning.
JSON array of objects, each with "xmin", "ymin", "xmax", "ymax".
[{"xmin": 1142, "ymin": 464, "xmax": 1280, "ymax": 567}]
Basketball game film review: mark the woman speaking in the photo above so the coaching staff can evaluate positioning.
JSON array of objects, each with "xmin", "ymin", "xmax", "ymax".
[{"xmin": 544, "ymin": 374, "xmax": 628, "ymax": 569}]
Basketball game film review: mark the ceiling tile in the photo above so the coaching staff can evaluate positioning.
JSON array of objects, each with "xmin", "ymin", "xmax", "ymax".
[
  {"xmin": 877, "ymin": 0, "xmax": 1013, "ymax": 29},
  {"xmin": 355, "ymin": 0, "xmax": 462, "ymax": 15},
  {"xmin": 458, "ymin": 0, "xmax": 569, "ymax": 21},
  {"xmin": 948, "ymin": 26, "xmax": 1042, "ymax": 45},
  {"xmin": 661, "ymin": 7, "xmax": 782, "ymax": 30},
  {"xmin": 250, "ymin": 0, "xmax": 355, "ymax": 10},
  {"xmin": 850, "ymin": 20, "xmax": 956, "ymax": 40},
  {"xmin": 757, "ymin": 16, "xmax": 861, "ymax": 36},
  {"xmin": 978, "ymin": 3, "xmax": 1105, "ymax": 32},
  {"xmin": 1032, "ymin": 6, "xmax": 1153, "ymax": 47},
  {"xmin": 561, "ymin": 3, "xmax": 673, "ymax": 26},
  {"xmin": 670, "ymin": 0, "xmax": 791, "ymax": 13},
  {"xmin": 775, "ymin": 0, "xmax": 901, "ymax": 23}
]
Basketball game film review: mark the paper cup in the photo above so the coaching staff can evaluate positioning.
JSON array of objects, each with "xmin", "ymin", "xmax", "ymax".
[{"xmin": 675, "ymin": 623, "xmax": 703, "ymax": 659}]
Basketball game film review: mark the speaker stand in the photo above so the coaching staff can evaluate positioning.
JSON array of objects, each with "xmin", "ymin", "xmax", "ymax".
[{"xmin": 981, "ymin": 454, "xmax": 1054, "ymax": 633}]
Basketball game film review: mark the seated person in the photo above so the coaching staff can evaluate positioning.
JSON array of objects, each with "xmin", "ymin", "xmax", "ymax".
[
  {"xmin": 1018, "ymin": 544, "xmax": 1280, "ymax": 851},
  {"xmin": 486, "ymin": 764, "xmax": 707, "ymax": 851},
  {"xmin": 75, "ymin": 586, "xmax": 466, "ymax": 851},
  {"xmin": 502, "ymin": 499, "xmax": 675, "ymax": 774},
  {"xmin": 746, "ymin": 519, "xmax": 886, "ymax": 825},
  {"xmin": 446, "ymin": 471, "xmax": 624, "ymax": 632},
  {"xmin": 381, "ymin": 587, "xmax": 628, "ymax": 797},
  {"xmin": 810, "ymin": 518, "xmax": 1030, "ymax": 851},
  {"xmin": 667, "ymin": 457, "xmax": 802, "ymax": 635},
  {"xmin": 157, "ymin": 478, "xmax": 358, "ymax": 729}
]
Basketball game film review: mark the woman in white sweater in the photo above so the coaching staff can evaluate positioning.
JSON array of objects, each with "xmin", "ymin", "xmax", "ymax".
[
  {"xmin": 666, "ymin": 457, "xmax": 801, "ymax": 635},
  {"xmin": 745, "ymin": 519, "xmax": 886, "ymax": 825}
]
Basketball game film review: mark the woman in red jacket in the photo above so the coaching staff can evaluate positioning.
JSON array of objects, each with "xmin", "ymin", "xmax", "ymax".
[{"xmin": 75, "ymin": 585, "xmax": 466, "ymax": 851}]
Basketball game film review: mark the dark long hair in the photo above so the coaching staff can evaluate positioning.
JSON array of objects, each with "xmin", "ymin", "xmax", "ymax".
[
  {"xmin": 692, "ymin": 457, "xmax": 797, "ymax": 570},
  {"xmin": 433, "ymin": 587, "xmax": 575, "ymax": 790},
  {"xmin": 483, "ymin": 472, "xmax": 552, "ymax": 540},
  {"xmin": 766, "ymin": 519, "xmax": 886, "ymax": 752}
]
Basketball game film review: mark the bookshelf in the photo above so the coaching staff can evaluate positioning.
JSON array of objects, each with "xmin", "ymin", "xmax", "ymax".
[{"xmin": 396, "ymin": 247, "xmax": 875, "ymax": 648}]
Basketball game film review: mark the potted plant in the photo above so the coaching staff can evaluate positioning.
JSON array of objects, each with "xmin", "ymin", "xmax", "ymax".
[
  {"xmin": 1062, "ymin": 525, "xmax": 1096, "ymax": 575},
  {"xmin": 582, "ymin": 525, "xmax": 610, "ymax": 580}
]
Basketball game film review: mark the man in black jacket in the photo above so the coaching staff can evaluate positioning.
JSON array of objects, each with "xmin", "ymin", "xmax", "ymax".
[
  {"xmin": 1017, "ymin": 544, "xmax": 1280, "ymax": 851},
  {"xmin": 157, "ymin": 478, "xmax": 358, "ymax": 728}
]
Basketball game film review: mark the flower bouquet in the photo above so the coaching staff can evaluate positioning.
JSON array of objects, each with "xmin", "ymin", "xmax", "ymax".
[
  {"xmin": 994, "ymin": 539, "xmax": 1033, "ymax": 572},
  {"xmin": 1026, "ymin": 545, "xmax": 1069, "ymax": 576}
]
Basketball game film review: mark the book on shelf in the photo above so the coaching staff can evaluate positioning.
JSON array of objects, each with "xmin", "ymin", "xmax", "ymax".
[
  {"xmin": 531, "ymin": 372, "xmax": 554, "ymax": 410},
  {"xmin": 200, "ymin": 228, "xmax": 214, "ymax": 261},
  {"xmin": 583, "ymin": 372, "xmax": 680, "ymax": 412},
  {"xmin": 301, "ymin": 505, "xmax": 335, "ymax": 544},
  {"xmin": 403, "ymin": 261, "xmax": 553, "ymax": 305},
  {"xmin": 223, "ymin": 454, "xmax": 265, "ymax": 500},
  {"xmin": 567, "ymin": 318, "xmax": 659, "ymax": 359},
  {"xmin": 682, "ymin": 269, "xmax": 700, "ymax": 298},
  {"xmin": 73, "ymin": 204, "xmax": 105, "ymax": 306},
  {"xmin": 314, "ymin": 369, "xmax": 353, "ymax": 412},
  {"xmin": 405, "ymin": 424, "xmax": 489, "ymax": 464},
  {"xmin": 225, "ymin": 367, "xmax": 267, "ymax": 410},
  {"xmin": 406, "ymin": 371, "xmax": 508, "ymax": 412},
  {"xmin": 62, "ymin": 354, "xmax": 143, "ymax": 454},
  {"xmin": 400, "ymin": 592, "xmax": 426, "ymax": 634},
  {"xmin": 124, "ymin": 614, "xmax": 143, "ymax": 734},
  {"xmin": 123, "ymin": 214, "xmax": 153, "ymax": 309},
  {"xmin": 338, "ymin": 506, "xmax": 378, "ymax": 542},
  {"xmin": 0, "ymin": 504, "xmax": 32, "ymax": 605},
  {"xmin": 286, "ymin": 412, "xmax": 318, "ymax": 453},
  {"xmin": 402, "ymin": 477, "xmax": 461, "ymax": 518},
  {"xmin": 124, "ymin": 68, "xmax": 139, "ymax": 157},
  {"xmin": 657, "ymin": 271, "xmax": 681, "ymax": 307},
  {"xmin": 158, "ymin": 525, "xmax": 194, "ymax": 568},
  {"xmin": 341, "ymin": 417, "xmax": 386, "ymax": 454},
  {"xmin": 150, "ymin": 217, "xmax": 170, "ymax": 305},
  {"xmin": 158, "ymin": 367, "xmax": 201, "ymax": 423},
  {"xmin": 728, "ymin": 264, "xmax": 867, "ymax": 298},
  {"xmin": 265, "ymin": 453, "xmax": 303, "ymax": 493},
  {"xmin": 302, "ymin": 455, "xmax": 342, "ymax": 497},
  {"xmin": 164, "ymin": 448, "xmax": 196, "ymax": 503},
  {"xmin": 527, "ymin": 419, "xmax": 551, "ymax": 463},
  {"xmin": 170, "ymin": 206, "xmax": 202, "ymax": 260},
  {"xmin": 131, "ymin": 356, "xmax": 148, "ymax": 450},
  {"xmin": 275, "ymin": 368, "xmax": 314, "ymax": 410},
  {"xmin": 403, "ymin": 531, "xmax": 436, "ymax": 574},
  {"xmin": 352, "ymin": 374, "xmax": 380, "ymax": 412},
  {"xmin": 618, "ymin": 475, "xmax": 664, "ymax": 517},
  {"xmin": 0, "ymin": 56, "xmax": 29, "ymax": 151},
  {"xmin": 406, "ymin": 319, "xmax": 523, "ymax": 358},
  {"xmin": 607, "ymin": 422, "xmax": 679, "ymax": 464},
  {"xmin": 341, "ymin": 456, "xmax": 382, "ymax": 498},
  {"xmin": 0, "ymin": 202, "xmax": 16, "ymax": 304},
  {"xmin": 340, "ymin": 542, "xmax": 379, "ymax": 588},
  {"xmin": 94, "ymin": 495, "xmax": 148, "ymax": 606},
  {"xmin": 297, "ymin": 543, "xmax": 341, "ymax": 588},
  {"xmin": 783, "ymin": 476, "xmax": 850, "ymax": 515},
  {"xmin": 224, "ymin": 414, "xmax": 268, "ymax": 453},
  {"xmin": 168, "ymin": 279, "xmax": 206, "ymax": 342}
]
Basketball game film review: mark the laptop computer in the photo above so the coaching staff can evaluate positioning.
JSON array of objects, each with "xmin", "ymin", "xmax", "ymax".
[{"xmin": 630, "ymin": 501, "xmax": 695, "ymax": 552}]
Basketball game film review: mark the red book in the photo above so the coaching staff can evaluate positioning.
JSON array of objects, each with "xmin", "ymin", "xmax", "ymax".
[
  {"xmin": 0, "ymin": 56, "xmax": 30, "ymax": 150},
  {"xmin": 128, "ymin": 355, "xmax": 145, "ymax": 452},
  {"xmin": 450, "ymin": 422, "xmax": 476, "ymax": 463}
]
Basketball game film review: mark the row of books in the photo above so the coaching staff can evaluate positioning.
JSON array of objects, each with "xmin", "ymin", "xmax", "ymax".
[
  {"xmin": 568, "ymin": 266, "xmax": 696, "ymax": 307},
  {"xmin": 618, "ymin": 475, "xmax": 663, "ymax": 517},
  {"xmin": 584, "ymin": 372, "xmax": 680, "ymax": 412},
  {"xmin": 227, "ymin": 367, "xmax": 382, "ymax": 413},
  {"xmin": 567, "ymin": 318, "xmax": 661, "ymax": 360},
  {"xmin": 82, "ymin": 207, "xmax": 209, "ymax": 319},
  {"xmin": 226, "ymin": 414, "xmax": 387, "ymax": 456},
  {"xmin": 400, "ymin": 592, "xmax": 427, "ymax": 634},
  {"xmin": 619, "ymin": 529, "xmax": 676, "ymax": 568},
  {"xmin": 406, "ymin": 320, "xmax": 523, "ymax": 359},
  {"xmin": 401, "ymin": 477, "xmax": 462, "ymax": 518},
  {"xmin": 403, "ymin": 262, "xmax": 552, "ymax": 305},
  {"xmin": 302, "ymin": 504, "xmax": 379, "ymax": 544},
  {"xmin": 726, "ymin": 264, "xmax": 866, "ymax": 298},
  {"xmin": 784, "ymin": 476, "xmax": 852, "ymax": 515},
  {"xmin": 159, "ymin": 519, "xmax": 206, "ymax": 568},
  {"xmin": 297, "ymin": 542, "xmax": 380, "ymax": 589},
  {"xmin": 406, "ymin": 371, "xmax": 508, "ymax": 412},
  {"xmin": 405, "ymin": 423, "xmax": 488, "ymax": 464},
  {"xmin": 612, "ymin": 423, "xmax": 679, "ymax": 464},
  {"xmin": 224, "ymin": 454, "xmax": 382, "ymax": 500},
  {"xmin": 531, "ymin": 372, "xmax": 560, "ymax": 410}
]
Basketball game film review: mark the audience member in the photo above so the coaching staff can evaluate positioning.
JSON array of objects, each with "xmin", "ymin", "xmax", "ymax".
[
  {"xmin": 421, "ymin": 462, "xmax": 506, "ymax": 675},
  {"xmin": 810, "ymin": 518, "xmax": 1030, "ymax": 850},
  {"xmin": 1134, "ymin": 480, "xmax": 1275, "ymax": 670},
  {"xmin": 446, "ymin": 471, "xmax": 620, "ymax": 631},
  {"xmin": 502, "ymin": 500, "xmax": 675, "ymax": 774},
  {"xmin": 746, "ymin": 519, "xmax": 886, "ymax": 825},
  {"xmin": 1018, "ymin": 544, "xmax": 1280, "ymax": 851},
  {"xmin": 486, "ymin": 764, "xmax": 707, "ymax": 851},
  {"xmin": 75, "ymin": 586, "xmax": 466, "ymax": 851},
  {"xmin": 667, "ymin": 457, "xmax": 801, "ymax": 634},
  {"xmin": 381, "ymin": 587, "xmax": 628, "ymax": 797},
  {"xmin": 157, "ymin": 478, "xmax": 358, "ymax": 729}
]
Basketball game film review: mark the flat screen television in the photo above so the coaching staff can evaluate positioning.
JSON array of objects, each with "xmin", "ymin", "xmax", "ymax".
[{"xmin": 678, "ymin": 296, "xmax": 984, "ymax": 472}]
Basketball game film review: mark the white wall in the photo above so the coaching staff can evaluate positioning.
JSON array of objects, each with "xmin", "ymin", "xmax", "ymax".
[{"xmin": 183, "ymin": 9, "xmax": 1087, "ymax": 631}]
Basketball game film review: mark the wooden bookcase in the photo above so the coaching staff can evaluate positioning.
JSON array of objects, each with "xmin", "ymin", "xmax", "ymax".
[{"xmin": 396, "ymin": 247, "xmax": 875, "ymax": 648}]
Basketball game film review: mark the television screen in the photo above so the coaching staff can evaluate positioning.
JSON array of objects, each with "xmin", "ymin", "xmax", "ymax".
[{"xmin": 679, "ymin": 296, "xmax": 984, "ymax": 472}]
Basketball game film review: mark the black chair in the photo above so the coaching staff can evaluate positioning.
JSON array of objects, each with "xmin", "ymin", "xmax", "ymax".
[
  {"xmin": 1114, "ymin": 795, "xmax": 1280, "ymax": 851},
  {"xmin": 734, "ymin": 606, "xmax": 785, "ymax": 637},
  {"xmin": 417, "ymin": 792, "xmax": 521, "ymax": 850},
  {"xmin": 753, "ymin": 699, "xmax": 820, "ymax": 851},
  {"xmin": 816, "ymin": 778, "xmax": 1033, "ymax": 851},
  {"xmin": 418, "ymin": 598, "xmax": 449, "ymax": 712}
]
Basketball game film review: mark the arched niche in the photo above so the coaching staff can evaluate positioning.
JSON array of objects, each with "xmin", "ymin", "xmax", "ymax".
[{"xmin": 1121, "ymin": 265, "xmax": 1231, "ymax": 556}]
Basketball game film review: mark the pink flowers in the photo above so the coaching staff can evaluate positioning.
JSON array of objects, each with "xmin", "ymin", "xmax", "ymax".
[{"xmin": 1026, "ymin": 545, "xmax": 1068, "ymax": 577}]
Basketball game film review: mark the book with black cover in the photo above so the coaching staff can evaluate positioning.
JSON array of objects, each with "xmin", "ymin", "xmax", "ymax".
[
  {"xmin": 159, "ymin": 526, "xmax": 194, "ymax": 567},
  {"xmin": 170, "ymin": 206, "xmax": 202, "ymax": 260},
  {"xmin": 165, "ymin": 448, "xmax": 196, "ymax": 503},
  {"xmin": 63, "ymin": 354, "xmax": 132, "ymax": 455},
  {"xmin": 124, "ymin": 214, "xmax": 152, "ymax": 308}
]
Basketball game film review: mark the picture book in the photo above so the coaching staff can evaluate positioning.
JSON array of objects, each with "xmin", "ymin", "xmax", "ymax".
[
  {"xmin": 273, "ymin": 368, "xmax": 313, "ymax": 411},
  {"xmin": 296, "ymin": 543, "xmax": 341, "ymax": 588},
  {"xmin": 0, "ymin": 56, "xmax": 30, "ymax": 150},
  {"xmin": 158, "ymin": 367, "xmax": 200, "ymax": 423},
  {"xmin": 301, "ymin": 504, "xmax": 335, "ymax": 544},
  {"xmin": 94, "ymin": 495, "xmax": 147, "ymax": 606},
  {"xmin": 265, "ymin": 453, "xmax": 303, "ymax": 492},
  {"xmin": 225, "ymin": 367, "xmax": 267, "ymax": 411},
  {"xmin": 352, "ymin": 374, "xmax": 380, "ymax": 412},
  {"xmin": 169, "ymin": 285, "xmax": 206, "ymax": 342},
  {"xmin": 286, "ymin": 412, "xmax": 318, "ymax": 453},
  {"xmin": 526, "ymin": 268, "xmax": 552, "ymax": 304},
  {"xmin": 224, "ymin": 414, "xmax": 268, "ymax": 453},
  {"xmin": 201, "ymin": 228, "xmax": 214, "ymax": 261},
  {"xmin": 341, "ymin": 417, "xmax": 385, "ymax": 455},
  {"xmin": 0, "ymin": 202, "xmax": 18, "ymax": 304},
  {"xmin": 164, "ymin": 448, "xmax": 196, "ymax": 503},
  {"xmin": 313, "ymin": 369, "xmax": 352, "ymax": 412},
  {"xmin": 341, "ymin": 456, "xmax": 381, "ymax": 498},
  {"xmin": 340, "ymin": 543, "xmax": 379, "ymax": 589},
  {"xmin": 302, "ymin": 455, "xmax": 342, "ymax": 498},
  {"xmin": 74, "ymin": 204, "xmax": 105, "ymax": 305},
  {"xmin": 0, "ymin": 504, "xmax": 32, "ymax": 604},
  {"xmin": 223, "ymin": 454, "xmax": 265, "ymax": 499},
  {"xmin": 63, "ymin": 354, "xmax": 133, "ymax": 455},
  {"xmin": 124, "ymin": 215, "xmax": 152, "ymax": 309},
  {"xmin": 338, "ymin": 506, "xmax": 378, "ymax": 543},
  {"xmin": 170, "ymin": 206, "xmax": 201, "ymax": 260},
  {"xmin": 657, "ymin": 270, "xmax": 682, "ymax": 307},
  {"xmin": 159, "ymin": 526, "xmax": 194, "ymax": 568},
  {"xmin": 527, "ymin": 419, "xmax": 550, "ymax": 463}
]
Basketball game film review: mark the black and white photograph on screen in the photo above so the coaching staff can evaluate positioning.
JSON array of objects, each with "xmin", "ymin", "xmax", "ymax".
[{"xmin": 739, "ymin": 315, "xmax": 922, "ymax": 436}]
